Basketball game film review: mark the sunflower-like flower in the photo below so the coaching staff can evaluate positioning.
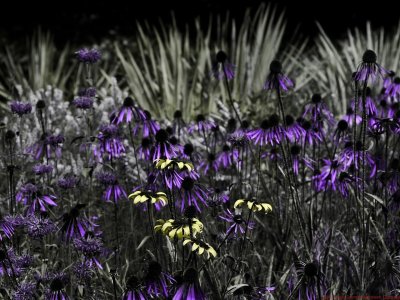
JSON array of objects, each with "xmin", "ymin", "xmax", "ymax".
[
  {"xmin": 155, "ymin": 218, "xmax": 203, "ymax": 239},
  {"xmin": 129, "ymin": 190, "xmax": 168, "ymax": 206},
  {"xmin": 234, "ymin": 199, "xmax": 272, "ymax": 213},
  {"xmin": 155, "ymin": 158, "xmax": 194, "ymax": 172},
  {"xmin": 182, "ymin": 238, "xmax": 217, "ymax": 259}
]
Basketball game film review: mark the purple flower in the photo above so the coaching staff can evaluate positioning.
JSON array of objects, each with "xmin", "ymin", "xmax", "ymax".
[
  {"xmin": 354, "ymin": 49, "xmax": 388, "ymax": 84},
  {"xmin": 198, "ymin": 153, "xmax": 219, "ymax": 174},
  {"xmin": 188, "ymin": 114, "xmax": 216, "ymax": 134},
  {"xmin": 76, "ymin": 48, "xmax": 101, "ymax": 64},
  {"xmin": 44, "ymin": 273, "xmax": 70, "ymax": 300},
  {"xmin": 247, "ymin": 114, "xmax": 284, "ymax": 146},
  {"xmin": 151, "ymin": 129, "xmax": 178, "ymax": 160},
  {"xmin": 16, "ymin": 183, "xmax": 57, "ymax": 214},
  {"xmin": 112, "ymin": 97, "xmax": 141, "ymax": 124},
  {"xmin": 351, "ymin": 88, "xmax": 378, "ymax": 116},
  {"xmin": 337, "ymin": 171, "xmax": 360, "ymax": 198},
  {"xmin": 32, "ymin": 163, "xmax": 53, "ymax": 175},
  {"xmin": 216, "ymin": 145, "xmax": 239, "ymax": 169},
  {"xmin": 59, "ymin": 204, "xmax": 88, "ymax": 241},
  {"xmin": 123, "ymin": 276, "xmax": 147, "ymax": 300},
  {"xmin": 338, "ymin": 141, "xmax": 376, "ymax": 178},
  {"xmin": 302, "ymin": 94, "xmax": 335, "ymax": 129},
  {"xmin": 172, "ymin": 268, "xmax": 205, "ymax": 300},
  {"xmin": 13, "ymin": 282, "xmax": 36, "ymax": 300},
  {"xmin": 316, "ymin": 159, "xmax": 344, "ymax": 191},
  {"xmin": 342, "ymin": 107, "xmax": 362, "ymax": 127},
  {"xmin": 144, "ymin": 261, "xmax": 175, "ymax": 298},
  {"xmin": 25, "ymin": 214, "xmax": 56, "ymax": 239},
  {"xmin": 94, "ymin": 124, "xmax": 126, "ymax": 160},
  {"xmin": 58, "ymin": 175, "xmax": 79, "ymax": 189},
  {"xmin": 72, "ymin": 96, "xmax": 94, "ymax": 110},
  {"xmin": 26, "ymin": 134, "xmax": 64, "ymax": 160},
  {"xmin": 0, "ymin": 215, "xmax": 21, "ymax": 241},
  {"xmin": 219, "ymin": 209, "xmax": 254, "ymax": 236},
  {"xmin": 10, "ymin": 101, "xmax": 32, "ymax": 116},
  {"xmin": 132, "ymin": 110, "xmax": 160, "ymax": 138},
  {"xmin": 290, "ymin": 144, "xmax": 313, "ymax": 176},
  {"xmin": 285, "ymin": 115, "xmax": 306, "ymax": 143},
  {"xmin": 179, "ymin": 177, "xmax": 208, "ymax": 212},
  {"xmin": 137, "ymin": 137, "xmax": 153, "ymax": 160},
  {"xmin": 212, "ymin": 50, "xmax": 235, "ymax": 80},
  {"xmin": 298, "ymin": 119, "xmax": 323, "ymax": 146},
  {"xmin": 263, "ymin": 60, "xmax": 294, "ymax": 92},
  {"xmin": 97, "ymin": 171, "xmax": 127, "ymax": 203},
  {"xmin": 73, "ymin": 233, "xmax": 104, "ymax": 269},
  {"xmin": 73, "ymin": 261, "xmax": 95, "ymax": 283}
]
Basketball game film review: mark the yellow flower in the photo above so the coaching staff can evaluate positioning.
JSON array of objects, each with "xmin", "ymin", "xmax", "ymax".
[
  {"xmin": 154, "ymin": 218, "xmax": 203, "ymax": 239},
  {"xmin": 183, "ymin": 238, "xmax": 217, "ymax": 259},
  {"xmin": 128, "ymin": 190, "xmax": 168, "ymax": 206},
  {"xmin": 234, "ymin": 199, "xmax": 272, "ymax": 213},
  {"xmin": 154, "ymin": 158, "xmax": 194, "ymax": 172}
]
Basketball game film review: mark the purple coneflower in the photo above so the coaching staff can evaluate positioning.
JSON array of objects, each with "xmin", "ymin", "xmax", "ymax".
[
  {"xmin": 351, "ymin": 88, "xmax": 377, "ymax": 116},
  {"xmin": 132, "ymin": 110, "xmax": 160, "ymax": 138},
  {"xmin": 337, "ymin": 171, "xmax": 360, "ymax": 198},
  {"xmin": 342, "ymin": 107, "xmax": 362, "ymax": 127},
  {"xmin": 0, "ymin": 215, "xmax": 21, "ymax": 241},
  {"xmin": 123, "ymin": 276, "xmax": 147, "ymax": 300},
  {"xmin": 44, "ymin": 273, "xmax": 70, "ymax": 300},
  {"xmin": 13, "ymin": 282, "xmax": 36, "ymax": 300},
  {"xmin": 59, "ymin": 204, "xmax": 88, "ymax": 241},
  {"xmin": 338, "ymin": 141, "xmax": 376, "ymax": 178},
  {"xmin": 198, "ymin": 153, "xmax": 219, "ymax": 174},
  {"xmin": 26, "ymin": 134, "xmax": 64, "ymax": 160},
  {"xmin": 299, "ymin": 119, "xmax": 323, "ymax": 146},
  {"xmin": 285, "ymin": 115, "xmax": 305, "ymax": 143},
  {"xmin": 188, "ymin": 114, "xmax": 216, "ymax": 134},
  {"xmin": 112, "ymin": 97, "xmax": 140, "ymax": 124},
  {"xmin": 219, "ymin": 209, "xmax": 255, "ymax": 236},
  {"xmin": 76, "ymin": 48, "xmax": 101, "ymax": 64},
  {"xmin": 97, "ymin": 171, "xmax": 127, "ymax": 203},
  {"xmin": 94, "ymin": 124, "xmax": 125, "ymax": 160},
  {"xmin": 179, "ymin": 177, "xmax": 208, "ymax": 212},
  {"xmin": 216, "ymin": 145, "xmax": 239, "ymax": 169},
  {"xmin": 303, "ymin": 94, "xmax": 335, "ymax": 128},
  {"xmin": 263, "ymin": 60, "xmax": 294, "ymax": 92},
  {"xmin": 10, "ymin": 101, "xmax": 32, "ymax": 116},
  {"xmin": 212, "ymin": 50, "xmax": 235, "ymax": 80},
  {"xmin": 172, "ymin": 268, "xmax": 205, "ymax": 300},
  {"xmin": 151, "ymin": 129, "xmax": 178, "ymax": 160},
  {"xmin": 317, "ymin": 159, "xmax": 344, "ymax": 191},
  {"xmin": 137, "ymin": 137, "xmax": 153, "ymax": 160},
  {"xmin": 247, "ymin": 114, "xmax": 284, "ymax": 146},
  {"xmin": 354, "ymin": 49, "xmax": 387, "ymax": 84},
  {"xmin": 290, "ymin": 144, "xmax": 313, "ymax": 176},
  {"xmin": 143, "ymin": 261, "xmax": 175, "ymax": 298},
  {"xmin": 16, "ymin": 183, "xmax": 57, "ymax": 214}
]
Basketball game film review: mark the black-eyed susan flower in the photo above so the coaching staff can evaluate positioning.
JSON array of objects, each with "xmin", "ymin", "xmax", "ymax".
[
  {"xmin": 154, "ymin": 217, "xmax": 203, "ymax": 239},
  {"xmin": 128, "ymin": 190, "xmax": 168, "ymax": 206},
  {"xmin": 182, "ymin": 238, "xmax": 217, "ymax": 259},
  {"xmin": 154, "ymin": 158, "xmax": 194, "ymax": 172},
  {"xmin": 234, "ymin": 199, "xmax": 272, "ymax": 213}
]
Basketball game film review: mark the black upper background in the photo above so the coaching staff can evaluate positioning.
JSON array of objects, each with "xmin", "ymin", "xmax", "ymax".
[{"xmin": 0, "ymin": 0, "xmax": 398, "ymax": 45}]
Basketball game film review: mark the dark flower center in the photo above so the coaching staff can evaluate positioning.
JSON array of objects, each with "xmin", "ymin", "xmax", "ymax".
[
  {"xmin": 208, "ymin": 153, "xmax": 216, "ymax": 161},
  {"xmin": 390, "ymin": 158, "xmax": 400, "ymax": 170},
  {"xmin": 260, "ymin": 119, "xmax": 270, "ymax": 130},
  {"xmin": 362, "ymin": 49, "xmax": 377, "ymax": 64},
  {"xmin": 174, "ymin": 110, "xmax": 182, "ymax": 119},
  {"xmin": 346, "ymin": 107, "xmax": 354, "ymax": 115},
  {"xmin": 216, "ymin": 51, "xmax": 227, "ymax": 63},
  {"xmin": 196, "ymin": 114, "xmax": 205, "ymax": 123},
  {"xmin": 241, "ymin": 120, "xmax": 250, "ymax": 129},
  {"xmin": 269, "ymin": 114, "xmax": 280, "ymax": 127},
  {"xmin": 339, "ymin": 172, "xmax": 349, "ymax": 181},
  {"xmin": 155, "ymin": 129, "xmax": 169, "ymax": 143},
  {"xmin": 183, "ymin": 268, "xmax": 198, "ymax": 283},
  {"xmin": 184, "ymin": 143, "xmax": 194, "ymax": 156},
  {"xmin": 355, "ymin": 140, "xmax": 363, "ymax": 151},
  {"xmin": 269, "ymin": 60, "xmax": 282, "ymax": 74},
  {"xmin": 227, "ymin": 118, "xmax": 237, "ymax": 133},
  {"xmin": 233, "ymin": 215, "xmax": 243, "ymax": 224},
  {"xmin": 184, "ymin": 205, "xmax": 197, "ymax": 218},
  {"xmin": 311, "ymin": 94, "xmax": 322, "ymax": 103},
  {"xmin": 285, "ymin": 115, "xmax": 295, "ymax": 126},
  {"xmin": 389, "ymin": 70, "xmax": 396, "ymax": 78},
  {"xmin": 380, "ymin": 99, "xmax": 387, "ymax": 108},
  {"xmin": 5, "ymin": 130, "xmax": 15, "ymax": 140},
  {"xmin": 302, "ymin": 120, "xmax": 311, "ymax": 130},
  {"xmin": 141, "ymin": 137, "xmax": 152, "ymax": 147},
  {"xmin": 182, "ymin": 177, "xmax": 194, "ymax": 191},
  {"xmin": 126, "ymin": 276, "xmax": 140, "ymax": 290},
  {"xmin": 50, "ymin": 278, "xmax": 65, "ymax": 291},
  {"xmin": 146, "ymin": 261, "xmax": 162, "ymax": 279},
  {"xmin": 394, "ymin": 77, "xmax": 400, "ymax": 85},
  {"xmin": 304, "ymin": 262, "xmax": 318, "ymax": 277},
  {"xmin": 290, "ymin": 145, "xmax": 301, "ymax": 156},
  {"xmin": 70, "ymin": 207, "xmax": 80, "ymax": 218},
  {"xmin": 392, "ymin": 190, "xmax": 400, "ymax": 203},
  {"xmin": 169, "ymin": 136, "xmax": 179, "ymax": 145},
  {"xmin": 36, "ymin": 100, "xmax": 46, "ymax": 109},
  {"xmin": 365, "ymin": 87, "xmax": 372, "ymax": 97},
  {"xmin": 337, "ymin": 120, "xmax": 348, "ymax": 131},
  {"xmin": 222, "ymin": 144, "xmax": 230, "ymax": 152},
  {"xmin": 123, "ymin": 97, "xmax": 135, "ymax": 107}
]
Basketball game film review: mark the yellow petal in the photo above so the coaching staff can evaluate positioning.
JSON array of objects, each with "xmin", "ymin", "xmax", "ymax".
[
  {"xmin": 234, "ymin": 199, "xmax": 245, "ymax": 208},
  {"xmin": 198, "ymin": 247, "xmax": 205, "ymax": 255},
  {"xmin": 208, "ymin": 247, "xmax": 217, "ymax": 257},
  {"xmin": 183, "ymin": 239, "xmax": 191, "ymax": 246},
  {"xmin": 192, "ymin": 243, "xmax": 199, "ymax": 251}
]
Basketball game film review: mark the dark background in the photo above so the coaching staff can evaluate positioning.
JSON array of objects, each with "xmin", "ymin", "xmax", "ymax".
[{"xmin": 0, "ymin": 0, "xmax": 398, "ymax": 44}]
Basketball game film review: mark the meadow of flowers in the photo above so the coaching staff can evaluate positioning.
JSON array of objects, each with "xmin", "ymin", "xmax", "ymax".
[{"xmin": 2, "ymin": 5, "xmax": 400, "ymax": 300}]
